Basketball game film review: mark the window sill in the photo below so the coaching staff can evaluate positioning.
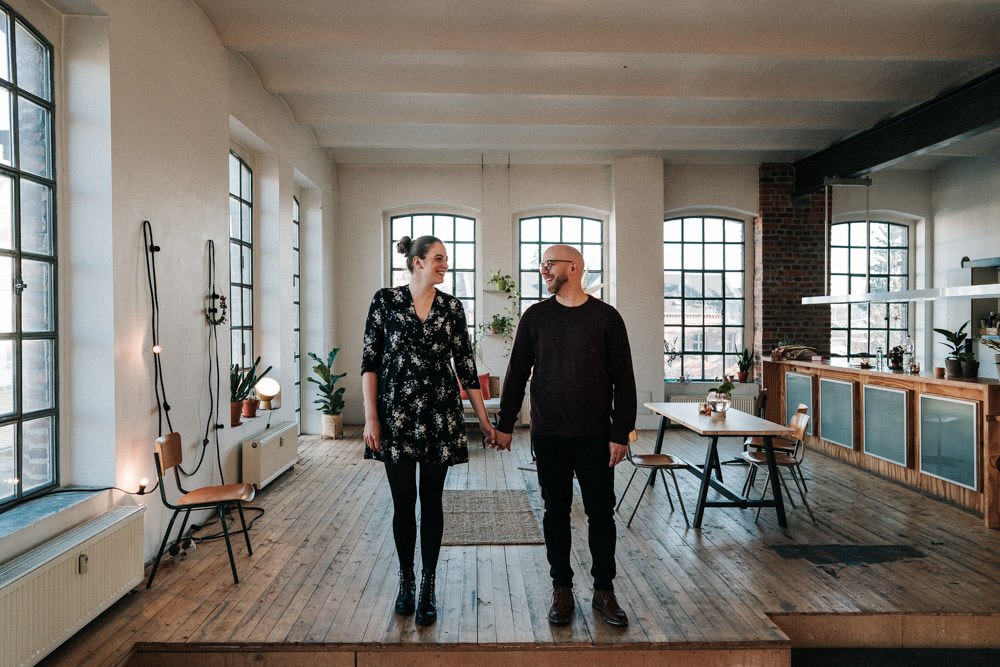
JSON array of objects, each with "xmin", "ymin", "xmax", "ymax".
[{"xmin": 0, "ymin": 489, "xmax": 113, "ymax": 564}]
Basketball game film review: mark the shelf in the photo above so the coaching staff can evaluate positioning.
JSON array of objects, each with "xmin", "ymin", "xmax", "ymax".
[{"xmin": 802, "ymin": 283, "xmax": 1000, "ymax": 305}]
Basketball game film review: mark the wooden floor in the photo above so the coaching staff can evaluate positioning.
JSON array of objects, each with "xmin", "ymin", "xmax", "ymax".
[{"xmin": 42, "ymin": 426, "xmax": 1000, "ymax": 666}]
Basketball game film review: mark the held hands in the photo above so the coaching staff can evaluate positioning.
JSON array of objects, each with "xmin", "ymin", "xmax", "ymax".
[
  {"xmin": 492, "ymin": 430, "xmax": 513, "ymax": 452},
  {"xmin": 609, "ymin": 442, "xmax": 627, "ymax": 467},
  {"xmin": 479, "ymin": 421, "xmax": 500, "ymax": 450}
]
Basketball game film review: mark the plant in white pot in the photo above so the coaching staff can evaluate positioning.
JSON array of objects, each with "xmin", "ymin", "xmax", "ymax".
[
  {"xmin": 981, "ymin": 337, "xmax": 1000, "ymax": 377},
  {"xmin": 308, "ymin": 348, "xmax": 346, "ymax": 438}
]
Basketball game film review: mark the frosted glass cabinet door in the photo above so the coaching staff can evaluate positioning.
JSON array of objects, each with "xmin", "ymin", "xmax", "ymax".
[
  {"xmin": 863, "ymin": 385, "xmax": 907, "ymax": 466},
  {"xmin": 919, "ymin": 394, "xmax": 977, "ymax": 490},
  {"xmin": 785, "ymin": 372, "xmax": 813, "ymax": 435},
  {"xmin": 819, "ymin": 378, "xmax": 853, "ymax": 449}
]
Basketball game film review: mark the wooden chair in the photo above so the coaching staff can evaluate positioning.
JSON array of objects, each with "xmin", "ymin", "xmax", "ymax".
[
  {"xmin": 723, "ymin": 388, "xmax": 769, "ymax": 466},
  {"xmin": 146, "ymin": 433, "xmax": 256, "ymax": 588},
  {"xmin": 741, "ymin": 401, "xmax": 806, "ymax": 493},
  {"xmin": 739, "ymin": 408, "xmax": 815, "ymax": 522},
  {"xmin": 616, "ymin": 430, "xmax": 689, "ymax": 527}
]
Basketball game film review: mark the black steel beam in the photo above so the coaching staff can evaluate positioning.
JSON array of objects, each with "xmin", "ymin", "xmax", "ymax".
[{"xmin": 794, "ymin": 67, "xmax": 1000, "ymax": 195}]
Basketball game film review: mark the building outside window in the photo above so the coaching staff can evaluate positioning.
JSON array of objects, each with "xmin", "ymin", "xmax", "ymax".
[
  {"xmin": 0, "ymin": 6, "xmax": 57, "ymax": 508},
  {"xmin": 292, "ymin": 196, "xmax": 301, "ymax": 424},
  {"xmin": 389, "ymin": 214, "xmax": 476, "ymax": 340},
  {"xmin": 663, "ymin": 216, "xmax": 745, "ymax": 381},
  {"xmin": 229, "ymin": 151, "xmax": 253, "ymax": 370},
  {"xmin": 518, "ymin": 215, "xmax": 603, "ymax": 312},
  {"xmin": 829, "ymin": 220, "xmax": 909, "ymax": 359}
]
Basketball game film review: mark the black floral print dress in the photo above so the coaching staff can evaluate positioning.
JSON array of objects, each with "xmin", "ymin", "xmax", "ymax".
[{"xmin": 361, "ymin": 285, "xmax": 479, "ymax": 465}]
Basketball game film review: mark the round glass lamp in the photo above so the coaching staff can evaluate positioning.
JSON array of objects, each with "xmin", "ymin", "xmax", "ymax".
[{"xmin": 255, "ymin": 377, "xmax": 281, "ymax": 410}]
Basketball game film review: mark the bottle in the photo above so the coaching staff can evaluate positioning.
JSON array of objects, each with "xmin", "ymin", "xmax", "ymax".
[
  {"xmin": 902, "ymin": 335, "xmax": 913, "ymax": 372},
  {"xmin": 875, "ymin": 346, "xmax": 884, "ymax": 370}
]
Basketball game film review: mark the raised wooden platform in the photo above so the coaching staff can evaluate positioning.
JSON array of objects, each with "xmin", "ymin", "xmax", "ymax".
[{"xmin": 40, "ymin": 427, "xmax": 1000, "ymax": 666}]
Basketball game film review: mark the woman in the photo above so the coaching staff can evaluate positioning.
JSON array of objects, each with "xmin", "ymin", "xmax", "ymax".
[{"xmin": 361, "ymin": 235, "xmax": 496, "ymax": 626}]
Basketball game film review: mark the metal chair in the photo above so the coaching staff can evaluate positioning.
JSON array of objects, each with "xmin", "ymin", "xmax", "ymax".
[
  {"xmin": 723, "ymin": 388, "xmax": 769, "ymax": 466},
  {"xmin": 616, "ymin": 430, "xmax": 689, "ymax": 527},
  {"xmin": 741, "ymin": 402, "xmax": 807, "ymax": 495},
  {"xmin": 740, "ymin": 408, "xmax": 815, "ymax": 522},
  {"xmin": 146, "ymin": 432, "xmax": 256, "ymax": 588}
]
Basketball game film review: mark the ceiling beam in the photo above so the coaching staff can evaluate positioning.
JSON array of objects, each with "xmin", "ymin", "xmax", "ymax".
[{"xmin": 793, "ymin": 66, "xmax": 1000, "ymax": 195}]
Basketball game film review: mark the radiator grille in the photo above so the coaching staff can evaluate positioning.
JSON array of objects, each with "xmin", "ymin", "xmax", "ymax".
[
  {"xmin": 242, "ymin": 421, "xmax": 299, "ymax": 489},
  {"xmin": 0, "ymin": 505, "xmax": 144, "ymax": 667},
  {"xmin": 669, "ymin": 394, "xmax": 756, "ymax": 414}
]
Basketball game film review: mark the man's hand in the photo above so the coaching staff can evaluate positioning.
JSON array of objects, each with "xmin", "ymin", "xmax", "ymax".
[
  {"xmin": 495, "ymin": 430, "xmax": 513, "ymax": 452},
  {"xmin": 609, "ymin": 441, "xmax": 627, "ymax": 467}
]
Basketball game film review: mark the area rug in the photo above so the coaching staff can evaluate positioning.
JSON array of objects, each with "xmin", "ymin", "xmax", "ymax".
[{"xmin": 441, "ymin": 490, "xmax": 545, "ymax": 546}]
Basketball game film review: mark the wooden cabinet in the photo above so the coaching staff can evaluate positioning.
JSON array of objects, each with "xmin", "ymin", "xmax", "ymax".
[{"xmin": 764, "ymin": 358, "xmax": 1000, "ymax": 527}]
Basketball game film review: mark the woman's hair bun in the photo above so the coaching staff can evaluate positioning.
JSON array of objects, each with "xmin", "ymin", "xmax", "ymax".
[{"xmin": 395, "ymin": 236, "xmax": 412, "ymax": 255}]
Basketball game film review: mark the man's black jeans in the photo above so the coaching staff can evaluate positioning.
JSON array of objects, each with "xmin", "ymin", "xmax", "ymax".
[{"xmin": 532, "ymin": 432, "xmax": 617, "ymax": 591}]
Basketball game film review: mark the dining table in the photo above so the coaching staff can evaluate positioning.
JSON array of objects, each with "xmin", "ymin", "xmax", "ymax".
[{"xmin": 643, "ymin": 402, "xmax": 798, "ymax": 527}]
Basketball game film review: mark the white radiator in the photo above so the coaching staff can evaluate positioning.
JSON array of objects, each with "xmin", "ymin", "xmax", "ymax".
[
  {"xmin": 242, "ymin": 421, "xmax": 299, "ymax": 489},
  {"xmin": 670, "ymin": 394, "xmax": 756, "ymax": 414},
  {"xmin": 0, "ymin": 505, "xmax": 145, "ymax": 667}
]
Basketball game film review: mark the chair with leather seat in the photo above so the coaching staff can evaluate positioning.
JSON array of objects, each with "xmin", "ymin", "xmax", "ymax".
[
  {"xmin": 740, "ymin": 408, "xmax": 815, "ymax": 522},
  {"xmin": 741, "ymin": 402, "xmax": 807, "ymax": 495},
  {"xmin": 723, "ymin": 388, "xmax": 769, "ymax": 466},
  {"xmin": 616, "ymin": 430, "xmax": 689, "ymax": 527},
  {"xmin": 146, "ymin": 432, "xmax": 256, "ymax": 588}
]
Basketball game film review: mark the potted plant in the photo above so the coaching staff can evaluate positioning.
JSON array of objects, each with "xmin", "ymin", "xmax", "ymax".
[
  {"xmin": 735, "ymin": 347, "xmax": 754, "ymax": 382},
  {"xmin": 957, "ymin": 351, "xmax": 979, "ymax": 378},
  {"xmin": 230, "ymin": 356, "xmax": 272, "ymax": 425},
  {"xmin": 478, "ymin": 270, "xmax": 520, "ymax": 357},
  {"xmin": 308, "ymin": 348, "xmax": 347, "ymax": 439},
  {"xmin": 707, "ymin": 379, "xmax": 735, "ymax": 412},
  {"xmin": 933, "ymin": 320, "xmax": 969, "ymax": 377}
]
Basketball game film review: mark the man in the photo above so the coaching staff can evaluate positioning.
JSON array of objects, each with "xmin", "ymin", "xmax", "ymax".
[{"xmin": 494, "ymin": 244, "xmax": 636, "ymax": 628}]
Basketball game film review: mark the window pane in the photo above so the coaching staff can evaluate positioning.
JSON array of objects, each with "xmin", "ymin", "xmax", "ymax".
[
  {"xmin": 830, "ymin": 247, "xmax": 848, "ymax": 272},
  {"xmin": 0, "ymin": 89, "xmax": 11, "ymax": 167},
  {"xmin": 455, "ymin": 217, "xmax": 474, "ymax": 242},
  {"xmin": 0, "ymin": 424, "xmax": 15, "ymax": 502},
  {"xmin": 241, "ymin": 203, "xmax": 252, "ymax": 242},
  {"xmin": 0, "ymin": 340, "xmax": 12, "ymax": 414},
  {"xmin": 583, "ymin": 218, "xmax": 601, "ymax": 242},
  {"xmin": 19, "ymin": 179, "xmax": 52, "ymax": 256},
  {"xmin": 684, "ymin": 273, "xmax": 702, "ymax": 298},
  {"xmin": 704, "ymin": 273, "xmax": 722, "ymax": 298},
  {"xmin": 21, "ymin": 259, "xmax": 53, "ymax": 332},
  {"xmin": 663, "ymin": 271, "xmax": 681, "ymax": 297},
  {"xmin": 241, "ymin": 246, "xmax": 252, "ymax": 283},
  {"xmin": 725, "ymin": 243, "xmax": 743, "ymax": 270},
  {"xmin": 704, "ymin": 218, "xmax": 724, "ymax": 242},
  {"xmin": 454, "ymin": 243, "xmax": 474, "ymax": 270},
  {"xmin": 230, "ymin": 243, "xmax": 241, "ymax": 283},
  {"xmin": 434, "ymin": 215, "xmax": 454, "ymax": 241},
  {"xmin": 520, "ymin": 217, "xmax": 539, "ymax": 242},
  {"xmin": 725, "ymin": 300, "xmax": 744, "ymax": 326},
  {"xmin": 15, "ymin": 21, "xmax": 51, "ymax": 101},
  {"xmin": 582, "ymin": 244, "xmax": 601, "ymax": 270},
  {"xmin": 0, "ymin": 174, "xmax": 11, "ymax": 249},
  {"xmin": 240, "ymin": 163, "xmax": 251, "ymax": 202},
  {"xmin": 705, "ymin": 327, "xmax": 722, "ymax": 351},
  {"xmin": 393, "ymin": 216, "xmax": 411, "ymax": 240},
  {"xmin": 521, "ymin": 244, "xmax": 538, "ymax": 270},
  {"xmin": 704, "ymin": 244, "xmax": 723, "ymax": 270},
  {"xmin": 683, "ymin": 218, "xmax": 702, "ymax": 242},
  {"xmin": 540, "ymin": 216, "xmax": 561, "ymax": 241},
  {"xmin": 21, "ymin": 416, "xmax": 54, "ymax": 493},
  {"xmin": 229, "ymin": 285, "xmax": 242, "ymax": 325},
  {"xmin": 229, "ymin": 198, "xmax": 240, "ymax": 238},
  {"xmin": 22, "ymin": 338, "xmax": 53, "ymax": 412},
  {"xmin": 663, "ymin": 243, "xmax": 681, "ymax": 269},
  {"xmin": 724, "ymin": 271, "xmax": 743, "ymax": 298},
  {"xmin": 17, "ymin": 97, "xmax": 52, "ymax": 178},
  {"xmin": 683, "ymin": 243, "xmax": 702, "ymax": 270},
  {"xmin": 520, "ymin": 271, "xmax": 539, "ymax": 298},
  {"xmin": 663, "ymin": 219, "xmax": 681, "ymax": 242},
  {"xmin": 0, "ymin": 13, "xmax": 9, "ymax": 81},
  {"xmin": 229, "ymin": 153, "xmax": 240, "ymax": 195},
  {"xmin": 562, "ymin": 217, "xmax": 582, "ymax": 243}
]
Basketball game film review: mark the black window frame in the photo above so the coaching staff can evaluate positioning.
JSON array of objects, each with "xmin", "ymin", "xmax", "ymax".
[
  {"xmin": 517, "ymin": 214, "xmax": 604, "ymax": 313},
  {"xmin": 229, "ymin": 151, "xmax": 254, "ymax": 370}
]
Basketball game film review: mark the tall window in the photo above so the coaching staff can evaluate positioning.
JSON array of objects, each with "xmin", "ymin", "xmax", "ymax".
[
  {"xmin": 663, "ymin": 216, "xmax": 745, "ymax": 381},
  {"xmin": 0, "ymin": 7, "xmax": 57, "ymax": 508},
  {"xmin": 292, "ymin": 196, "xmax": 301, "ymax": 424},
  {"xmin": 229, "ymin": 152, "xmax": 253, "ymax": 369},
  {"xmin": 390, "ymin": 214, "xmax": 476, "ymax": 339},
  {"xmin": 829, "ymin": 220, "xmax": 909, "ymax": 359},
  {"xmin": 518, "ymin": 215, "xmax": 604, "ymax": 311}
]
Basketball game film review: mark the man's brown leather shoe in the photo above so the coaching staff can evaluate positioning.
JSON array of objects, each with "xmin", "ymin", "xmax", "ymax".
[
  {"xmin": 592, "ymin": 590, "xmax": 628, "ymax": 627},
  {"xmin": 548, "ymin": 586, "xmax": 574, "ymax": 626}
]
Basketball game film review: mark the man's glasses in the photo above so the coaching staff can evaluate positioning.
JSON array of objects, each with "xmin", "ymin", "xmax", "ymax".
[{"xmin": 539, "ymin": 259, "xmax": 573, "ymax": 271}]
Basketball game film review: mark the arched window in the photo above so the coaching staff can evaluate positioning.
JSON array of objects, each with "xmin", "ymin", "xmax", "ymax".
[
  {"xmin": 390, "ymin": 213, "xmax": 477, "ymax": 340},
  {"xmin": 518, "ymin": 215, "xmax": 604, "ymax": 311},
  {"xmin": 0, "ymin": 5, "xmax": 57, "ymax": 508},
  {"xmin": 829, "ymin": 220, "xmax": 910, "ymax": 358},
  {"xmin": 663, "ymin": 216, "xmax": 746, "ymax": 381}
]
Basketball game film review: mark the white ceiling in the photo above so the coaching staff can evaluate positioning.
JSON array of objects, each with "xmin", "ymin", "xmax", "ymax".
[{"xmin": 192, "ymin": 0, "xmax": 1000, "ymax": 169}]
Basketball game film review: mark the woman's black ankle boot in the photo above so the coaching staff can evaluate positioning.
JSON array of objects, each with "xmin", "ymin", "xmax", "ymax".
[
  {"xmin": 395, "ymin": 569, "xmax": 416, "ymax": 615},
  {"xmin": 415, "ymin": 568, "xmax": 437, "ymax": 625}
]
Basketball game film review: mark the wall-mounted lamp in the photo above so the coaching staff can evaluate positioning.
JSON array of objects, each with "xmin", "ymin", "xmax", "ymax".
[
  {"xmin": 138, "ymin": 478, "xmax": 148, "ymax": 495},
  {"xmin": 255, "ymin": 378, "xmax": 281, "ymax": 410}
]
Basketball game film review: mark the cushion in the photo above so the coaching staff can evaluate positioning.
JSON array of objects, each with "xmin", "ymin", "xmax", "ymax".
[{"xmin": 457, "ymin": 372, "xmax": 491, "ymax": 400}]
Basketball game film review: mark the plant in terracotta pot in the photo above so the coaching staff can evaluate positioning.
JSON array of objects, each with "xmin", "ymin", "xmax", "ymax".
[
  {"xmin": 735, "ymin": 347, "xmax": 754, "ymax": 382},
  {"xmin": 308, "ymin": 348, "xmax": 347, "ymax": 439},
  {"xmin": 230, "ymin": 356, "xmax": 272, "ymax": 425},
  {"xmin": 933, "ymin": 320, "xmax": 969, "ymax": 377}
]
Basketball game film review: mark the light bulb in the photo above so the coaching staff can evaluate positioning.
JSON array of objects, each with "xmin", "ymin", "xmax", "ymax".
[{"xmin": 152, "ymin": 344, "xmax": 162, "ymax": 354}]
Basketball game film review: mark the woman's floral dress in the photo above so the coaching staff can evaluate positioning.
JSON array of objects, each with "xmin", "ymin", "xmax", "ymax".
[{"xmin": 361, "ymin": 285, "xmax": 480, "ymax": 465}]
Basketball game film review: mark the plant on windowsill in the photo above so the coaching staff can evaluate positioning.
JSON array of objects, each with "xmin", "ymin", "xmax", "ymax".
[
  {"xmin": 230, "ymin": 356, "xmax": 272, "ymax": 426},
  {"xmin": 736, "ymin": 347, "xmax": 754, "ymax": 383},
  {"xmin": 933, "ymin": 320, "xmax": 969, "ymax": 377},
  {"xmin": 308, "ymin": 347, "xmax": 347, "ymax": 439}
]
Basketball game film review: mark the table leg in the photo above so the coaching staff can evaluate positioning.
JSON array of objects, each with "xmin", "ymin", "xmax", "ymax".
[
  {"xmin": 648, "ymin": 415, "xmax": 668, "ymax": 487},
  {"xmin": 692, "ymin": 435, "xmax": 720, "ymax": 528},
  {"xmin": 762, "ymin": 435, "xmax": 787, "ymax": 527}
]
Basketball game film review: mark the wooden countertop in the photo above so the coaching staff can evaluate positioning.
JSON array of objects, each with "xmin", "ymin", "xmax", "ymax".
[{"xmin": 764, "ymin": 356, "xmax": 1000, "ymax": 388}]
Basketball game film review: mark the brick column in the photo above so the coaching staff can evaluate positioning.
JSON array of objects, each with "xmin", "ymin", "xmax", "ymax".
[{"xmin": 755, "ymin": 164, "xmax": 831, "ymax": 361}]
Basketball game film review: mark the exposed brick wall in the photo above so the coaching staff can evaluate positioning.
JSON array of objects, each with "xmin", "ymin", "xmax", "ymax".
[{"xmin": 755, "ymin": 164, "xmax": 831, "ymax": 359}]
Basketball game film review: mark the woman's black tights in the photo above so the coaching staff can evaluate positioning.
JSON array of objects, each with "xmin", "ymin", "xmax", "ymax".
[{"xmin": 383, "ymin": 458, "xmax": 449, "ymax": 572}]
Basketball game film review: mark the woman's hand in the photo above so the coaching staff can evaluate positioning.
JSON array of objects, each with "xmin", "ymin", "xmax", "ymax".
[
  {"xmin": 479, "ymin": 421, "xmax": 498, "ymax": 449},
  {"xmin": 364, "ymin": 418, "xmax": 381, "ymax": 453}
]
